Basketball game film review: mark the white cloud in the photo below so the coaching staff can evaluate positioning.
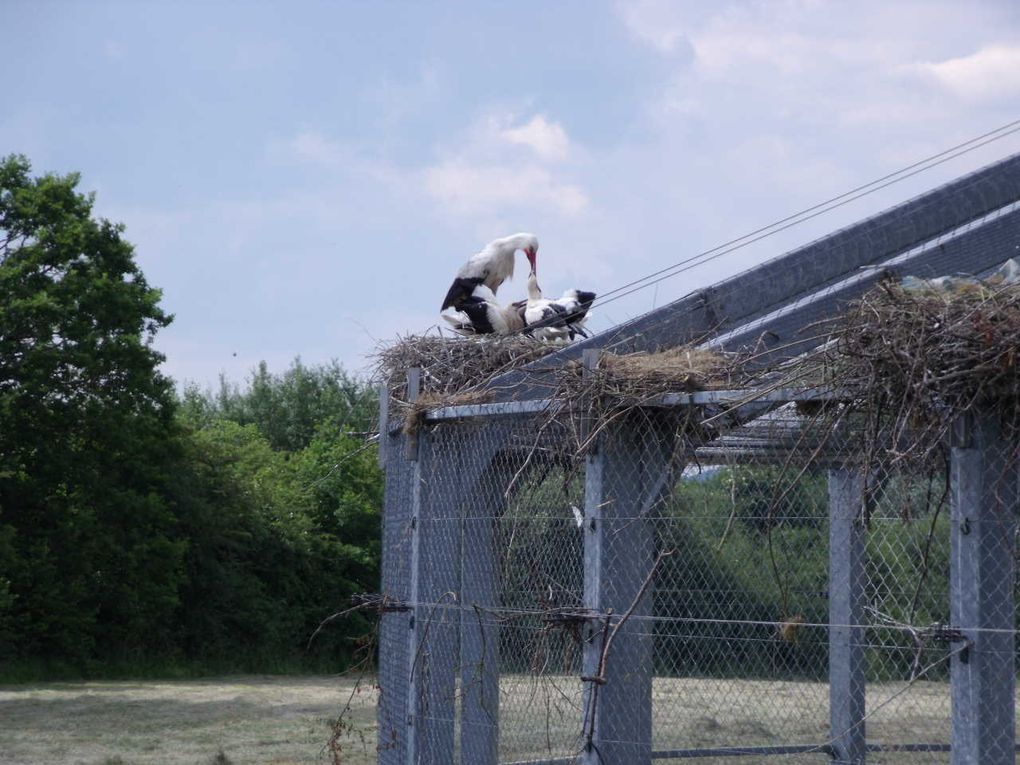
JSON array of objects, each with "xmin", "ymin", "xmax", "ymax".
[
  {"xmin": 422, "ymin": 110, "xmax": 588, "ymax": 219},
  {"xmin": 616, "ymin": 0, "xmax": 700, "ymax": 54},
  {"xmin": 425, "ymin": 160, "xmax": 587, "ymax": 217},
  {"xmin": 278, "ymin": 114, "xmax": 588, "ymax": 225},
  {"xmin": 500, "ymin": 115, "xmax": 570, "ymax": 161},
  {"xmin": 642, "ymin": 1, "xmax": 993, "ymax": 134},
  {"xmin": 916, "ymin": 44, "xmax": 1020, "ymax": 101},
  {"xmin": 693, "ymin": 31, "xmax": 816, "ymax": 76}
]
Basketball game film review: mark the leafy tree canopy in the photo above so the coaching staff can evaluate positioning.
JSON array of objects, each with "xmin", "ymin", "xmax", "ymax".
[
  {"xmin": 180, "ymin": 358, "xmax": 377, "ymax": 451},
  {"xmin": 0, "ymin": 154, "xmax": 179, "ymax": 663},
  {"xmin": 0, "ymin": 156, "xmax": 383, "ymax": 679}
]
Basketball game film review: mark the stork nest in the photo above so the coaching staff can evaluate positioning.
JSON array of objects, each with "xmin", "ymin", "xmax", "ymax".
[
  {"xmin": 550, "ymin": 347, "xmax": 738, "ymax": 454},
  {"xmin": 373, "ymin": 334, "xmax": 557, "ymax": 401},
  {"xmin": 798, "ymin": 279, "xmax": 1020, "ymax": 466},
  {"xmin": 562, "ymin": 347, "xmax": 736, "ymax": 400},
  {"xmin": 374, "ymin": 334, "xmax": 743, "ymax": 453}
]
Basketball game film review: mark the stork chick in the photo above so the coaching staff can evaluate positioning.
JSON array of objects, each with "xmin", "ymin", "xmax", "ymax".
[{"xmin": 522, "ymin": 270, "xmax": 596, "ymax": 342}]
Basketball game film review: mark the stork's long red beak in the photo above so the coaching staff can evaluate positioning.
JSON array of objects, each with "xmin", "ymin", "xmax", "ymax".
[{"xmin": 526, "ymin": 249, "xmax": 537, "ymax": 275}]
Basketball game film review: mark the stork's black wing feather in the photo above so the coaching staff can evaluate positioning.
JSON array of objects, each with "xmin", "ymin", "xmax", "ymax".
[
  {"xmin": 459, "ymin": 296, "xmax": 497, "ymax": 334},
  {"xmin": 546, "ymin": 303, "xmax": 569, "ymax": 323},
  {"xmin": 441, "ymin": 276, "xmax": 485, "ymax": 311}
]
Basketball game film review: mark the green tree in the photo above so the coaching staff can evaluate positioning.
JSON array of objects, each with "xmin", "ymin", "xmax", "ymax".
[
  {"xmin": 173, "ymin": 360, "xmax": 383, "ymax": 670},
  {"xmin": 0, "ymin": 154, "xmax": 180, "ymax": 665},
  {"xmin": 168, "ymin": 420, "xmax": 378, "ymax": 669},
  {"xmin": 181, "ymin": 358, "xmax": 377, "ymax": 452}
]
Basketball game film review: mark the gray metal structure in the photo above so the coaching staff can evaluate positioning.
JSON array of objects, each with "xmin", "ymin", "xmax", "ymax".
[{"xmin": 377, "ymin": 153, "xmax": 1020, "ymax": 764}]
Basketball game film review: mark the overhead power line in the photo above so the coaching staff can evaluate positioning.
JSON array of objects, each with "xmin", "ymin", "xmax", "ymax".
[{"xmin": 588, "ymin": 118, "xmax": 1020, "ymax": 314}]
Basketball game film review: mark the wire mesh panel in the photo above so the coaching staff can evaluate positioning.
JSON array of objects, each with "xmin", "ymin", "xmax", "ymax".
[
  {"xmin": 859, "ymin": 467, "xmax": 954, "ymax": 764},
  {"xmin": 466, "ymin": 417, "xmax": 587, "ymax": 763},
  {"xmin": 378, "ymin": 392, "xmax": 1019, "ymax": 765},
  {"xmin": 494, "ymin": 441, "xmax": 586, "ymax": 763},
  {"xmin": 651, "ymin": 459, "xmax": 831, "ymax": 761}
]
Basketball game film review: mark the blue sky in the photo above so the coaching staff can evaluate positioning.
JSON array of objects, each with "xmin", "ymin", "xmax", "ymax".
[{"xmin": 5, "ymin": 1, "xmax": 1020, "ymax": 387}]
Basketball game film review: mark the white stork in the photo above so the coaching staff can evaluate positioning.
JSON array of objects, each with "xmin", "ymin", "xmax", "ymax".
[
  {"xmin": 522, "ymin": 270, "xmax": 596, "ymax": 342},
  {"xmin": 440, "ymin": 233, "xmax": 539, "ymax": 311},
  {"xmin": 441, "ymin": 284, "xmax": 526, "ymax": 336}
]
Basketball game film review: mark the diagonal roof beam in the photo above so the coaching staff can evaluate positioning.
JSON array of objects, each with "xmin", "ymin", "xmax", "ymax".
[
  {"xmin": 707, "ymin": 202, "xmax": 1020, "ymax": 367},
  {"xmin": 491, "ymin": 152, "xmax": 1020, "ymax": 401}
]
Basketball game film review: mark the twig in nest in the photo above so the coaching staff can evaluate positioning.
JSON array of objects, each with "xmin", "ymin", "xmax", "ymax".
[
  {"xmin": 784, "ymin": 281, "xmax": 1020, "ymax": 478},
  {"xmin": 374, "ymin": 334, "xmax": 556, "ymax": 400}
]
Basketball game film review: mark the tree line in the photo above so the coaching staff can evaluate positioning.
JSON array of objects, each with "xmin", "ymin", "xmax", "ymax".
[{"xmin": 0, "ymin": 155, "xmax": 383, "ymax": 680}]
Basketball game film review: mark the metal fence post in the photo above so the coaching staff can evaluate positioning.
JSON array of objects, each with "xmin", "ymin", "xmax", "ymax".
[
  {"xmin": 581, "ymin": 351, "xmax": 675, "ymax": 764},
  {"xmin": 950, "ymin": 411, "xmax": 1017, "ymax": 765},
  {"xmin": 396, "ymin": 370, "xmax": 459, "ymax": 765},
  {"xmin": 828, "ymin": 467, "xmax": 867, "ymax": 765},
  {"xmin": 378, "ymin": 433, "xmax": 416, "ymax": 763},
  {"xmin": 378, "ymin": 376, "xmax": 416, "ymax": 764}
]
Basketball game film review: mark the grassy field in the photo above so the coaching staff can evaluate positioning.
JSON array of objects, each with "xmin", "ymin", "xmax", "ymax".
[
  {"xmin": 0, "ymin": 675, "xmax": 379, "ymax": 765},
  {"xmin": 0, "ymin": 674, "xmax": 956, "ymax": 765}
]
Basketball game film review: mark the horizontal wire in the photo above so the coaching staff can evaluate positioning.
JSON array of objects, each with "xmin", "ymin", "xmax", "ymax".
[
  {"xmin": 589, "ymin": 120, "xmax": 1020, "ymax": 315},
  {"xmin": 484, "ymin": 119, "xmax": 1020, "ymax": 351},
  {"xmin": 395, "ymin": 600, "xmax": 1020, "ymax": 635}
]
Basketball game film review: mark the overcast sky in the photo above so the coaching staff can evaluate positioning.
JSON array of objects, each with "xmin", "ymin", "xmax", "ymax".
[{"xmin": 5, "ymin": 1, "xmax": 1020, "ymax": 387}]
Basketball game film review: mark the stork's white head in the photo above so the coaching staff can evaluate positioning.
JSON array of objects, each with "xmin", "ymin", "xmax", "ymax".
[{"xmin": 500, "ymin": 232, "xmax": 539, "ymax": 274}]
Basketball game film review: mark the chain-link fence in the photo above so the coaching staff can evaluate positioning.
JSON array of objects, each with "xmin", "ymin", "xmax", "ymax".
[
  {"xmin": 369, "ymin": 150, "xmax": 1020, "ymax": 764},
  {"xmin": 376, "ymin": 374, "xmax": 1018, "ymax": 765}
]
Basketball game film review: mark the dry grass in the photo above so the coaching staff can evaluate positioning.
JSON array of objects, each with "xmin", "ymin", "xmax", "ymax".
[
  {"xmin": 0, "ymin": 674, "xmax": 963, "ymax": 765},
  {"xmin": 0, "ymin": 675, "xmax": 378, "ymax": 765},
  {"xmin": 498, "ymin": 674, "xmax": 955, "ymax": 763},
  {"xmin": 581, "ymin": 347, "xmax": 733, "ymax": 397},
  {"xmin": 377, "ymin": 339, "xmax": 740, "ymax": 469}
]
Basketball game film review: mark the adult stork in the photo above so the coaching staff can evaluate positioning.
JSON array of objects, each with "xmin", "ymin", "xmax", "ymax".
[
  {"xmin": 440, "ymin": 233, "xmax": 539, "ymax": 311},
  {"xmin": 522, "ymin": 270, "xmax": 596, "ymax": 341}
]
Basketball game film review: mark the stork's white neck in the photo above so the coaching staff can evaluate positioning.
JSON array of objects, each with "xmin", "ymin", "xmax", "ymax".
[{"xmin": 526, "ymin": 271, "xmax": 543, "ymax": 301}]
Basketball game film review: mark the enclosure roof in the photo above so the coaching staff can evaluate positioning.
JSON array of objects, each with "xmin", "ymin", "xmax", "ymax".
[{"xmin": 490, "ymin": 151, "xmax": 1020, "ymax": 401}]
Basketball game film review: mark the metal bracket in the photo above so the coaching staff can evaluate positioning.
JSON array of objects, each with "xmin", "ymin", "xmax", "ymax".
[
  {"xmin": 351, "ymin": 592, "xmax": 411, "ymax": 613},
  {"xmin": 926, "ymin": 623, "xmax": 971, "ymax": 664}
]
